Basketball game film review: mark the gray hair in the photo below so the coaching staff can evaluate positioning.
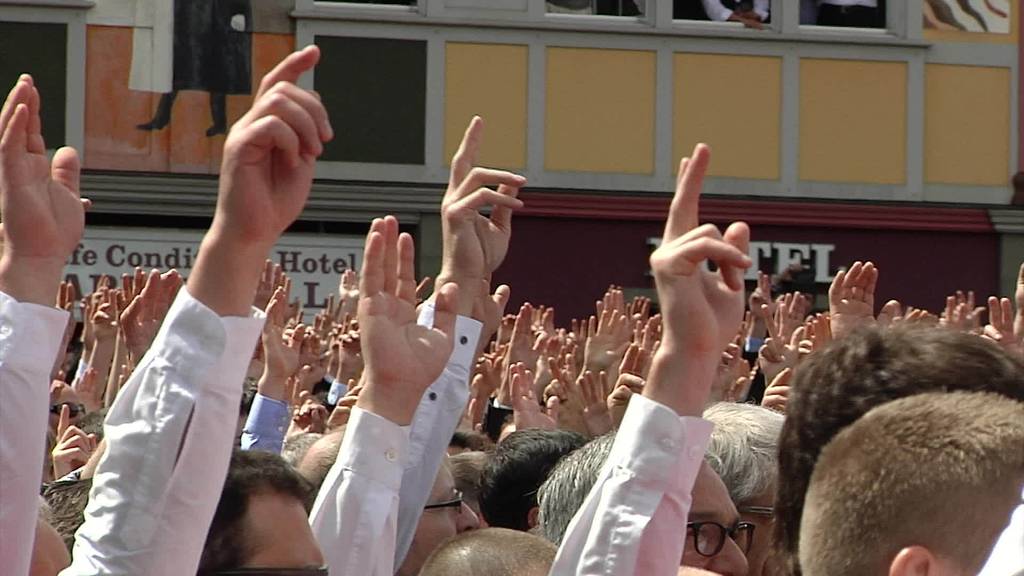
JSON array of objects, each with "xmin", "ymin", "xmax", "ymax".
[
  {"xmin": 282, "ymin": 432, "xmax": 324, "ymax": 468},
  {"xmin": 703, "ymin": 402, "xmax": 784, "ymax": 505},
  {"xmin": 536, "ymin": 434, "xmax": 614, "ymax": 545}
]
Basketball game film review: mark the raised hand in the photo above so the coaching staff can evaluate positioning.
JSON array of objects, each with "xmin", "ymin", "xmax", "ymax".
[
  {"xmin": 583, "ymin": 304, "xmax": 631, "ymax": 375},
  {"xmin": 51, "ymin": 403, "xmax": 97, "ymax": 479},
  {"xmin": 645, "ymin": 144, "xmax": 752, "ymax": 416},
  {"xmin": 74, "ymin": 366, "xmax": 103, "ymax": 414},
  {"xmin": 258, "ymin": 287, "xmax": 304, "ymax": 401},
  {"xmin": 828, "ymin": 261, "xmax": 878, "ymax": 340},
  {"xmin": 510, "ymin": 363, "xmax": 559, "ymax": 432},
  {"xmin": 607, "ymin": 373, "xmax": 645, "ymax": 428},
  {"xmin": 356, "ymin": 216, "xmax": 459, "ymax": 426},
  {"xmin": 338, "ymin": 268, "xmax": 360, "ymax": 318},
  {"xmin": 189, "ymin": 46, "xmax": 330, "ymax": 317},
  {"xmin": 0, "ymin": 75, "xmax": 89, "ymax": 305},
  {"xmin": 254, "ymin": 260, "xmax": 285, "ymax": 310},
  {"xmin": 436, "ymin": 117, "xmax": 526, "ymax": 313},
  {"xmin": 760, "ymin": 367, "xmax": 792, "ymax": 414},
  {"xmin": 119, "ymin": 269, "xmax": 182, "ymax": 365},
  {"xmin": 983, "ymin": 296, "xmax": 1022, "ymax": 356},
  {"xmin": 573, "ymin": 370, "xmax": 613, "ymax": 437},
  {"xmin": 1016, "ymin": 264, "xmax": 1024, "ymax": 342},
  {"xmin": 941, "ymin": 291, "xmax": 985, "ymax": 334},
  {"xmin": 500, "ymin": 303, "xmax": 538, "ymax": 405}
]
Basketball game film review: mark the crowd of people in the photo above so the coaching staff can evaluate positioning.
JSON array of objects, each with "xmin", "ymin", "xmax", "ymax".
[{"xmin": 1, "ymin": 43, "xmax": 1022, "ymax": 576}]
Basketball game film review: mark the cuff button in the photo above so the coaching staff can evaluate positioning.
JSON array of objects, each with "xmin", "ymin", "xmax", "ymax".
[{"xmin": 459, "ymin": 336, "xmax": 469, "ymax": 345}]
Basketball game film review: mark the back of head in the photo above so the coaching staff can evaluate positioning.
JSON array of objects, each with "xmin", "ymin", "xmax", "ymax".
[
  {"xmin": 297, "ymin": 427, "xmax": 345, "ymax": 492},
  {"xmin": 704, "ymin": 402, "xmax": 783, "ymax": 505},
  {"xmin": 479, "ymin": 429, "xmax": 586, "ymax": 530},
  {"xmin": 42, "ymin": 478, "xmax": 93, "ymax": 551},
  {"xmin": 799, "ymin": 391, "xmax": 1024, "ymax": 576},
  {"xmin": 419, "ymin": 527, "xmax": 557, "ymax": 576},
  {"xmin": 198, "ymin": 449, "xmax": 315, "ymax": 575},
  {"xmin": 538, "ymin": 433, "xmax": 615, "ymax": 544},
  {"xmin": 776, "ymin": 326, "xmax": 1024, "ymax": 574},
  {"xmin": 282, "ymin": 431, "xmax": 323, "ymax": 468},
  {"xmin": 449, "ymin": 451, "xmax": 489, "ymax": 514}
]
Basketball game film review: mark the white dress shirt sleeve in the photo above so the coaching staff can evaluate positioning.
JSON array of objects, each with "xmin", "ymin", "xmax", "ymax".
[
  {"xmin": 62, "ymin": 288, "xmax": 264, "ymax": 576},
  {"xmin": 310, "ymin": 407, "xmax": 410, "ymax": 576},
  {"xmin": 0, "ymin": 291, "xmax": 70, "ymax": 576},
  {"xmin": 700, "ymin": 0, "xmax": 734, "ymax": 21},
  {"xmin": 548, "ymin": 395, "xmax": 713, "ymax": 576},
  {"xmin": 393, "ymin": 303, "xmax": 482, "ymax": 566}
]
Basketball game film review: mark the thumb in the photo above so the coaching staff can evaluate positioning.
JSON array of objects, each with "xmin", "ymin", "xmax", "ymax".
[
  {"xmin": 431, "ymin": 282, "xmax": 460, "ymax": 339},
  {"xmin": 51, "ymin": 146, "xmax": 81, "ymax": 195},
  {"xmin": 546, "ymin": 395, "xmax": 560, "ymax": 424}
]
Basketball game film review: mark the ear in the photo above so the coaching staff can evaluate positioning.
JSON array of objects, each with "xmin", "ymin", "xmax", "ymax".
[
  {"xmin": 527, "ymin": 506, "xmax": 540, "ymax": 529},
  {"xmin": 889, "ymin": 546, "xmax": 939, "ymax": 576}
]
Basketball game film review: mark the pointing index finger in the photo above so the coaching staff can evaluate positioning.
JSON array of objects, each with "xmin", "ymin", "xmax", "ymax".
[{"xmin": 256, "ymin": 45, "xmax": 321, "ymax": 100}]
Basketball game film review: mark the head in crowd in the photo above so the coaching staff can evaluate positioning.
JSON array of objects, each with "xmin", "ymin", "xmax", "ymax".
[
  {"xmin": 75, "ymin": 408, "xmax": 106, "ymax": 443},
  {"xmin": 282, "ymin": 431, "xmax": 324, "ymax": 468},
  {"xmin": 449, "ymin": 429, "xmax": 492, "ymax": 455},
  {"xmin": 538, "ymin": 433, "xmax": 615, "ymax": 545},
  {"xmin": 197, "ymin": 450, "xmax": 322, "ymax": 575},
  {"xmin": 297, "ymin": 428, "xmax": 345, "ymax": 491},
  {"xmin": 704, "ymin": 403, "xmax": 784, "ymax": 576},
  {"xmin": 419, "ymin": 527, "xmax": 557, "ymax": 576},
  {"xmin": 449, "ymin": 451, "xmax": 490, "ymax": 523},
  {"xmin": 30, "ymin": 498, "xmax": 70, "ymax": 576},
  {"xmin": 800, "ymin": 392, "xmax": 1024, "ymax": 576},
  {"xmin": 398, "ymin": 461, "xmax": 481, "ymax": 576},
  {"xmin": 42, "ymin": 478, "xmax": 93, "ymax": 551},
  {"xmin": 539, "ymin": 434, "xmax": 749, "ymax": 575},
  {"xmin": 776, "ymin": 326, "xmax": 1024, "ymax": 575},
  {"xmin": 479, "ymin": 429, "xmax": 586, "ymax": 531}
]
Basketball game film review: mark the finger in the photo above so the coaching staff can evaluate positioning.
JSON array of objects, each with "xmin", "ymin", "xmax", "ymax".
[
  {"xmin": 396, "ymin": 232, "xmax": 417, "ymax": 304},
  {"xmin": 449, "ymin": 116, "xmax": 483, "ymax": 189},
  {"xmin": 256, "ymin": 45, "xmax": 321, "ymax": 100},
  {"xmin": 988, "ymin": 296, "xmax": 1002, "ymax": 328},
  {"xmin": 382, "ymin": 216, "xmax": 399, "ymax": 295},
  {"xmin": 493, "ymin": 284, "xmax": 511, "ymax": 316},
  {"xmin": 449, "ymin": 184, "xmax": 526, "ymax": 213},
  {"xmin": 489, "ymin": 183, "xmax": 522, "ymax": 231},
  {"xmin": 0, "ymin": 103, "xmax": 28, "ymax": 154},
  {"xmin": 266, "ymin": 81, "xmax": 332, "ymax": 142},
  {"xmin": 664, "ymin": 144, "xmax": 710, "ymax": 241},
  {"xmin": 546, "ymin": 396, "xmax": 560, "ymax": 423},
  {"xmin": 720, "ymin": 222, "xmax": 752, "ymax": 291},
  {"xmin": 360, "ymin": 229, "xmax": 385, "ymax": 296},
  {"xmin": 57, "ymin": 404, "xmax": 70, "ymax": 439},
  {"xmin": 26, "ymin": 85, "xmax": 45, "ymax": 154},
  {"xmin": 249, "ymin": 88, "xmax": 323, "ymax": 156},
  {"xmin": 0, "ymin": 77, "xmax": 32, "ymax": 137},
  {"xmin": 243, "ymin": 115, "xmax": 301, "ymax": 168}
]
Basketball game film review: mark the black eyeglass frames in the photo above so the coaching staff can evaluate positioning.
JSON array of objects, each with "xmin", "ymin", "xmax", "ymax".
[
  {"xmin": 686, "ymin": 521, "xmax": 756, "ymax": 557},
  {"xmin": 423, "ymin": 489, "xmax": 464, "ymax": 511}
]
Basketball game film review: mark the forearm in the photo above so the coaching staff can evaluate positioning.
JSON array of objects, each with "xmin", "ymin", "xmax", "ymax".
[
  {"xmin": 66, "ymin": 288, "xmax": 263, "ymax": 576},
  {"xmin": 188, "ymin": 230, "xmax": 270, "ymax": 317},
  {"xmin": 0, "ymin": 291, "xmax": 70, "ymax": 576},
  {"xmin": 0, "ymin": 254, "xmax": 64, "ymax": 307},
  {"xmin": 103, "ymin": 334, "xmax": 127, "ymax": 408},
  {"xmin": 87, "ymin": 340, "xmax": 115, "ymax": 400},
  {"xmin": 642, "ymin": 345, "xmax": 717, "ymax": 417}
]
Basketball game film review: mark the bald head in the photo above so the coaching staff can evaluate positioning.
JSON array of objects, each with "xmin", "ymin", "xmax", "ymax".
[{"xmin": 419, "ymin": 528, "xmax": 556, "ymax": 576}]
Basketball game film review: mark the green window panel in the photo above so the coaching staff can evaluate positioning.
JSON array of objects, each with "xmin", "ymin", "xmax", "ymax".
[{"xmin": 0, "ymin": 21, "xmax": 67, "ymax": 148}]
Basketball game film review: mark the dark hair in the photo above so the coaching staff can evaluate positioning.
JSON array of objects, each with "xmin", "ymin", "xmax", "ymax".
[
  {"xmin": 42, "ymin": 478, "xmax": 93, "ymax": 551},
  {"xmin": 197, "ymin": 450, "xmax": 315, "ymax": 575},
  {"xmin": 450, "ymin": 429, "xmax": 493, "ymax": 453},
  {"xmin": 775, "ymin": 326, "xmax": 1024, "ymax": 575},
  {"xmin": 419, "ymin": 527, "xmax": 557, "ymax": 576},
  {"xmin": 479, "ymin": 429, "xmax": 586, "ymax": 530}
]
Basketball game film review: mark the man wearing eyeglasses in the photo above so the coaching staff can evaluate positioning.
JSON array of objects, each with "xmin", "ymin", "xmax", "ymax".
[
  {"xmin": 683, "ymin": 462, "xmax": 752, "ymax": 575},
  {"xmin": 398, "ymin": 463, "xmax": 480, "ymax": 576}
]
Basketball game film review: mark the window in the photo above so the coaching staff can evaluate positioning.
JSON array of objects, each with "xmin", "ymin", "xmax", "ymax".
[
  {"xmin": 546, "ymin": 0, "xmax": 645, "ymax": 17},
  {"xmin": 801, "ymin": 1, "xmax": 886, "ymax": 29},
  {"xmin": 0, "ymin": 21, "xmax": 68, "ymax": 147},
  {"xmin": 674, "ymin": 1, "xmax": 771, "ymax": 28}
]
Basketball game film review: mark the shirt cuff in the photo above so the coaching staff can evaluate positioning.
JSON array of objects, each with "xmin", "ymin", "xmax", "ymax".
[
  {"xmin": 338, "ymin": 407, "xmax": 410, "ymax": 493},
  {"xmin": 241, "ymin": 393, "xmax": 291, "ymax": 451},
  {"xmin": 608, "ymin": 395, "xmax": 713, "ymax": 488},
  {"xmin": 0, "ymin": 290, "xmax": 70, "ymax": 374},
  {"xmin": 327, "ymin": 377, "xmax": 347, "ymax": 406},
  {"xmin": 417, "ymin": 302, "xmax": 483, "ymax": 380}
]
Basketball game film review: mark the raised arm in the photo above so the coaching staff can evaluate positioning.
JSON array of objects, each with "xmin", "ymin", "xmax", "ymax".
[
  {"xmin": 550, "ymin": 144, "xmax": 751, "ymax": 576},
  {"xmin": 64, "ymin": 45, "xmax": 331, "ymax": 576},
  {"xmin": 0, "ymin": 74, "xmax": 88, "ymax": 576}
]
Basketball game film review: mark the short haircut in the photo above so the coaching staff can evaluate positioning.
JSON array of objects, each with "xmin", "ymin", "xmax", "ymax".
[
  {"xmin": 197, "ymin": 450, "xmax": 315, "ymax": 575},
  {"xmin": 282, "ymin": 431, "xmax": 323, "ymax": 468},
  {"xmin": 297, "ymin": 428, "xmax": 345, "ymax": 492},
  {"xmin": 450, "ymin": 429, "xmax": 493, "ymax": 452},
  {"xmin": 42, "ymin": 478, "xmax": 93, "ymax": 551},
  {"xmin": 449, "ymin": 451, "xmax": 489, "ymax": 507},
  {"xmin": 800, "ymin": 392, "xmax": 1024, "ymax": 576},
  {"xmin": 776, "ymin": 326, "xmax": 1024, "ymax": 575},
  {"xmin": 704, "ymin": 402, "xmax": 784, "ymax": 505},
  {"xmin": 537, "ymin": 433, "xmax": 614, "ymax": 545},
  {"xmin": 419, "ymin": 527, "xmax": 557, "ymax": 576},
  {"xmin": 479, "ymin": 429, "xmax": 586, "ymax": 530}
]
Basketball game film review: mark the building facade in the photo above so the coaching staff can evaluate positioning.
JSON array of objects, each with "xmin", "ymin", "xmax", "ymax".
[{"xmin": 0, "ymin": 0, "xmax": 1020, "ymax": 317}]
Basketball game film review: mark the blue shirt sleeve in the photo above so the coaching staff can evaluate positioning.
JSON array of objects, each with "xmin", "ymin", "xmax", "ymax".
[{"xmin": 240, "ymin": 393, "xmax": 291, "ymax": 454}]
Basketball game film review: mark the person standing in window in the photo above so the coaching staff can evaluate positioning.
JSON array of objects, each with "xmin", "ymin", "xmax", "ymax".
[
  {"xmin": 816, "ymin": 0, "xmax": 884, "ymax": 28},
  {"xmin": 676, "ymin": 1, "xmax": 769, "ymax": 29}
]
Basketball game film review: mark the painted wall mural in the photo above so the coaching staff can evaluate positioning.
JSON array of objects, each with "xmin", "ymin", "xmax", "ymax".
[
  {"xmin": 924, "ymin": 0, "xmax": 1012, "ymax": 33},
  {"xmin": 85, "ymin": 0, "xmax": 294, "ymax": 173}
]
